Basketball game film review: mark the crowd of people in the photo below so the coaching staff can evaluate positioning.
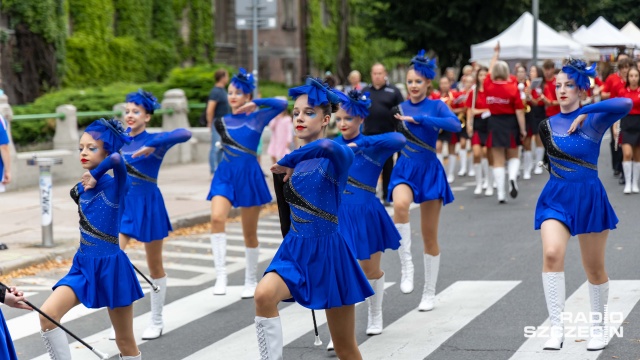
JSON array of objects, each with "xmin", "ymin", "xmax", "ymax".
[{"xmin": 0, "ymin": 43, "xmax": 635, "ymax": 360}]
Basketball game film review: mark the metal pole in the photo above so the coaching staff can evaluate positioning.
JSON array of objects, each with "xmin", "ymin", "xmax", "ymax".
[
  {"xmin": 532, "ymin": 0, "xmax": 539, "ymax": 67},
  {"xmin": 252, "ymin": 0, "xmax": 259, "ymax": 98},
  {"xmin": 39, "ymin": 164, "xmax": 54, "ymax": 247}
]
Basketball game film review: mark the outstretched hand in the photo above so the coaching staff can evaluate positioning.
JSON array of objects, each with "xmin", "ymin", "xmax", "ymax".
[
  {"xmin": 270, "ymin": 164, "xmax": 294, "ymax": 182},
  {"xmin": 394, "ymin": 114, "xmax": 418, "ymax": 124},
  {"xmin": 4, "ymin": 288, "xmax": 32, "ymax": 311},
  {"xmin": 81, "ymin": 172, "xmax": 97, "ymax": 190},
  {"xmin": 236, "ymin": 101, "xmax": 257, "ymax": 115},
  {"xmin": 567, "ymin": 114, "xmax": 588, "ymax": 134},
  {"xmin": 132, "ymin": 146, "xmax": 156, "ymax": 158}
]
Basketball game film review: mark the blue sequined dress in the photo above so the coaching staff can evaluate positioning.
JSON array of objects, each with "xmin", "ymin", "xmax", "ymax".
[
  {"xmin": 388, "ymin": 98, "xmax": 462, "ymax": 204},
  {"xmin": 265, "ymin": 139, "xmax": 374, "ymax": 309},
  {"xmin": 120, "ymin": 129, "xmax": 192, "ymax": 242},
  {"xmin": 0, "ymin": 284, "xmax": 18, "ymax": 360},
  {"xmin": 335, "ymin": 133, "xmax": 406, "ymax": 260},
  {"xmin": 54, "ymin": 154, "xmax": 144, "ymax": 309},
  {"xmin": 208, "ymin": 98, "xmax": 288, "ymax": 207},
  {"xmin": 535, "ymin": 98, "xmax": 632, "ymax": 236}
]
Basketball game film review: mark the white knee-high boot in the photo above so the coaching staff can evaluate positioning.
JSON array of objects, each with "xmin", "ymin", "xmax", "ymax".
[
  {"xmin": 255, "ymin": 316, "xmax": 283, "ymax": 360},
  {"xmin": 242, "ymin": 246, "xmax": 260, "ymax": 299},
  {"xmin": 523, "ymin": 150, "xmax": 533, "ymax": 179},
  {"xmin": 418, "ymin": 254, "xmax": 440, "ymax": 311},
  {"xmin": 458, "ymin": 150, "xmax": 468, "ymax": 176},
  {"xmin": 507, "ymin": 158, "xmax": 520, "ymax": 199},
  {"xmin": 447, "ymin": 154, "xmax": 457, "ymax": 183},
  {"xmin": 534, "ymin": 148, "xmax": 545, "ymax": 174},
  {"xmin": 586, "ymin": 281, "xmax": 609, "ymax": 351},
  {"xmin": 542, "ymin": 272, "xmax": 565, "ymax": 350},
  {"xmin": 468, "ymin": 151, "xmax": 475, "ymax": 176},
  {"xmin": 436, "ymin": 153, "xmax": 444, "ymax": 167},
  {"xmin": 142, "ymin": 275, "xmax": 167, "ymax": 340},
  {"xmin": 41, "ymin": 327, "xmax": 72, "ymax": 360},
  {"xmin": 493, "ymin": 167, "xmax": 506, "ymax": 203},
  {"xmin": 366, "ymin": 272, "xmax": 386, "ymax": 335},
  {"xmin": 395, "ymin": 223, "xmax": 414, "ymax": 294},
  {"xmin": 623, "ymin": 161, "xmax": 632, "ymax": 194},
  {"xmin": 210, "ymin": 233, "xmax": 227, "ymax": 295},
  {"xmin": 473, "ymin": 163, "xmax": 483, "ymax": 195},
  {"xmin": 632, "ymin": 162, "xmax": 640, "ymax": 193},
  {"xmin": 119, "ymin": 352, "xmax": 142, "ymax": 360}
]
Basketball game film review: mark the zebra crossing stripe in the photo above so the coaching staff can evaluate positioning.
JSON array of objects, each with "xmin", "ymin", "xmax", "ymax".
[
  {"xmin": 30, "ymin": 286, "xmax": 246, "ymax": 360},
  {"xmin": 509, "ymin": 280, "xmax": 640, "ymax": 359},
  {"xmin": 182, "ymin": 282, "xmax": 396, "ymax": 360},
  {"xmin": 358, "ymin": 281, "xmax": 520, "ymax": 359}
]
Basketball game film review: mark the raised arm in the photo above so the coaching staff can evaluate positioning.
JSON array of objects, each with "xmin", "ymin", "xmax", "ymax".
[
  {"xmin": 412, "ymin": 102, "xmax": 462, "ymax": 132},
  {"xmin": 580, "ymin": 98, "xmax": 632, "ymax": 136},
  {"xmin": 253, "ymin": 98, "xmax": 288, "ymax": 128},
  {"xmin": 278, "ymin": 138, "xmax": 354, "ymax": 174},
  {"xmin": 90, "ymin": 153, "xmax": 128, "ymax": 192},
  {"xmin": 145, "ymin": 128, "xmax": 192, "ymax": 150}
]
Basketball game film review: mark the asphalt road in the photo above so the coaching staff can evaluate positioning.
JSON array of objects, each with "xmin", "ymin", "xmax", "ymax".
[{"xmin": 4, "ymin": 139, "xmax": 640, "ymax": 360}]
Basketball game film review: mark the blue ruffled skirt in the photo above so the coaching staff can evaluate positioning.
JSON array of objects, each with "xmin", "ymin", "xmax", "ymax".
[
  {"xmin": 265, "ymin": 231, "xmax": 374, "ymax": 310},
  {"xmin": 0, "ymin": 310, "xmax": 18, "ymax": 360},
  {"xmin": 120, "ymin": 186, "xmax": 172, "ymax": 242},
  {"xmin": 388, "ymin": 157, "xmax": 454, "ymax": 205},
  {"xmin": 535, "ymin": 177, "xmax": 618, "ymax": 236},
  {"xmin": 339, "ymin": 201, "xmax": 400, "ymax": 260},
  {"xmin": 207, "ymin": 159, "xmax": 272, "ymax": 207},
  {"xmin": 53, "ymin": 250, "xmax": 144, "ymax": 309}
]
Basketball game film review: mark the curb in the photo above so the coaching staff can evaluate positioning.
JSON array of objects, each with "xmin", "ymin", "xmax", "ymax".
[
  {"xmin": 0, "ymin": 244, "xmax": 78, "ymax": 276},
  {"xmin": 1, "ymin": 202, "xmax": 275, "ymax": 275}
]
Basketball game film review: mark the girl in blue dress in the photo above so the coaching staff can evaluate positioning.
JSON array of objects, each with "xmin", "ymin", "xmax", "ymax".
[
  {"xmin": 208, "ymin": 68, "xmax": 287, "ymax": 298},
  {"xmin": 115, "ymin": 90, "xmax": 192, "ymax": 340},
  {"xmin": 333, "ymin": 89, "xmax": 405, "ymax": 336},
  {"xmin": 389, "ymin": 50, "xmax": 461, "ymax": 311},
  {"xmin": 39, "ymin": 119, "xmax": 144, "ymax": 360},
  {"xmin": 1, "ymin": 284, "xmax": 30, "ymax": 360},
  {"xmin": 536, "ymin": 60, "xmax": 631, "ymax": 351},
  {"xmin": 253, "ymin": 78, "xmax": 373, "ymax": 360}
]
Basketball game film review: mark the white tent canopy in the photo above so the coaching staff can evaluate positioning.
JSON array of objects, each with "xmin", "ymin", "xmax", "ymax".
[
  {"xmin": 573, "ymin": 17, "xmax": 637, "ymax": 48},
  {"xmin": 620, "ymin": 21, "xmax": 640, "ymax": 47},
  {"xmin": 471, "ymin": 12, "xmax": 599, "ymax": 62}
]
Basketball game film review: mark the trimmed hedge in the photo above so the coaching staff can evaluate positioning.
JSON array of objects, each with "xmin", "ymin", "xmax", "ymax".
[{"xmin": 12, "ymin": 66, "xmax": 291, "ymax": 147}]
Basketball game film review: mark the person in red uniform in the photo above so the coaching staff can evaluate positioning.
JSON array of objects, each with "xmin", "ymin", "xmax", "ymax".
[
  {"xmin": 433, "ymin": 76, "xmax": 460, "ymax": 183},
  {"xmin": 525, "ymin": 65, "xmax": 547, "ymax": 176},
  {"xmin": 453, "ymin": 76, "xmax": 472, "ymax": 178},
  {"xmin": 485, "ymin": 43, "xmax": 526, "ymax": 203},
  {"xmin": 616, "ymin": 66, "xmax": 640, "ymax": 194},
  {"xmin": 466, "ymin": 67, "xmax": 494, "ymax": 196},
  {"xmin": 603, "ymin": 56, "xmax": 633, "ymax": 180}
]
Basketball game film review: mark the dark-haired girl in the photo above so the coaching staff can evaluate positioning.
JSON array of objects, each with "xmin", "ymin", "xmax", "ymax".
[
  {"xmin": 616, "ymin": 66, "xmax": 640, "ymax": 194},
  {"xmin": 334, "ymin": 89, "xmax": 405, "ymax": 336},
  {"xmin": 535, "ymin": 60, "xmax": 631, "ymax": 351},
  {"xmin": 114, "ymin": 90, "xmax": 192, "ymax": 340},
  {"xmin": 389, "ymin": 50, "xmax": 461, "ymax": 311},
  {"xmin": 254, "ymin": 78, "xmax": 373, "ymax": 360},
  {"xmin": 208, "ymin": 68, "xmax": 287, "ymax": 298},
  {"xmin": 40, "ymin": 119, "xmax": 144, "ymax": 360}
]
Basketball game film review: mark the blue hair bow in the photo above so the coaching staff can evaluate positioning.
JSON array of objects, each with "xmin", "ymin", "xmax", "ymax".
[
  {"xmin": 84, "ymin": 118, "xmax": 132, "ymax": 153},
  {"xmin": 126, "ymin": 89, "xmax": 161, "ymax": 114},
  {"xmin": 288, "ymin": 77, "xmax": 341, "ymax": 107},
  {"xmin": 335, "ymin": 89, "xmax": 371, "ymax": 119},
  {"xmin": 231, "ymin": 68, "xmax": 256, "ymax": 94},
  {"xmin": 410, "ymin": 49, "xmax": 437, "ymax": 80},
  {"xmin": 562, "ymin": 59, "xmax": 597, "ymax": 91}
]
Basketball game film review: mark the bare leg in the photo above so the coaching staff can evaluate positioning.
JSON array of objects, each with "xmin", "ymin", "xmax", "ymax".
[
  {"xmin": 419, "ymin": 199, "xmax": 441, "ymax": 256},
  {"xmin": 109, "ymin": 305, "xmax": 140, "ymax": 357},
  {"xmin": 241, "ymin": 206, "xmax": 261, "ymax": 248},
  {"xmin": 326, "ymin": 305, "xmax": 362, "ymax": 360},
  {"xmin": 211, "ymin": 196, "xmax": 232, "ymax": 233},
  {"xmin": 359, "ymin": 252, "xmax": 383, "ymax": 279},
  {"xmin": 39, "ymin": 286, "xmax": 80, "ymax": 331}
]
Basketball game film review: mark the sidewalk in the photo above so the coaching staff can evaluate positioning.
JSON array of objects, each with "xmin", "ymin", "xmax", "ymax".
[{"xmin": 0, "ymin": 157, "xmax": 277, "ymax": 275}]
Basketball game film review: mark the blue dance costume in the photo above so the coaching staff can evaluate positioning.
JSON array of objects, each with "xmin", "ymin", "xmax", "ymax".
[
  {"xmin": 0, "ymin": 285, "xmax": 18, "ymax": 360},
  {"xmin": 208, "ymin": 98, "xmax": 287, "ymax": 207},
  {"xmin": 388, "ymin": 98, "xmax": 462, "ymax": 203},
  {"xmin": 335, "ymin": 133, "xmax": 406, "ymax": 260},
  {"xmin": 265, "ymin": 139, "xmax": 374, "ymax": 309},
  {"xmin": 535, "ymin": 98, "xmax": 632, "ymax": 235},
  {"xmin": 54, "ymin": 153, "xmax": 144, "ymax": 308},
  {"xmin": 120, "ymin": 129, "xmax": 192, "ymax": 242}
]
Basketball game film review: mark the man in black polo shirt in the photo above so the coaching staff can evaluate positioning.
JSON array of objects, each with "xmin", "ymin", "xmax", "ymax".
[{"xmin": 363, "ymin": 63, "xmax": 405, "ymax": 205}]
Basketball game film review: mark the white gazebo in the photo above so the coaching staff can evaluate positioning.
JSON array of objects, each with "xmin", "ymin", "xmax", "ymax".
[
  {"xmin": 620, "ymin": 21, "xmax": 640, "ymax": 47},
  {"xmin": 573, "ymin": 17, "xmax": 637, "ymax": 49},
  {"xmin": 471, "ymin": 12, "xmax": 599, "ymax": 62}
]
